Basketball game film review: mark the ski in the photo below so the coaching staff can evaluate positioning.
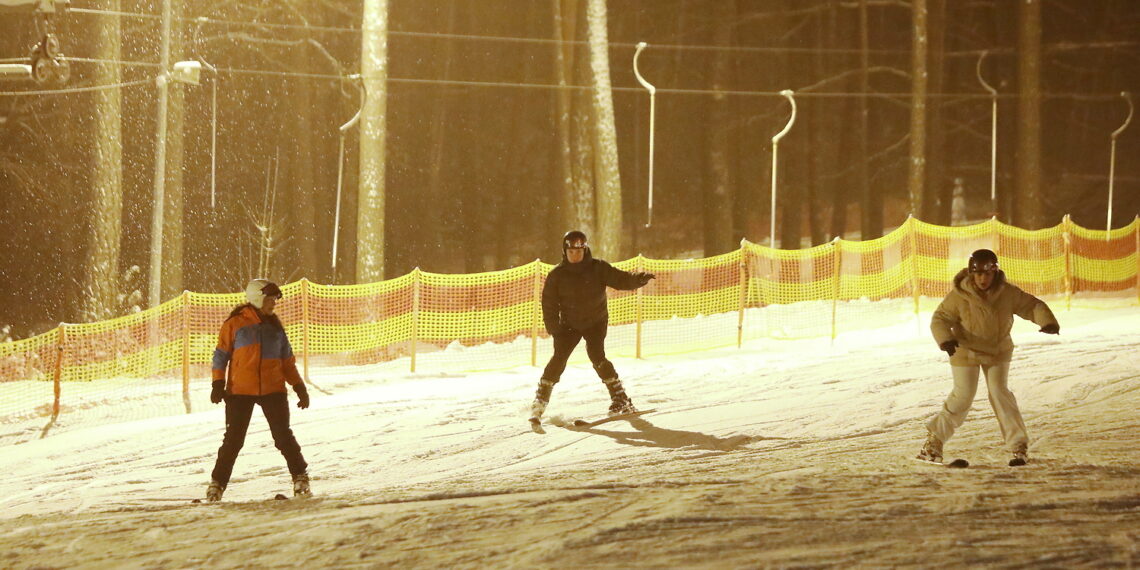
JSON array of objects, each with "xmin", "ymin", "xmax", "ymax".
[{"xmin": 572, "ymin": 408, "xmax": 657, "ymax": 429}]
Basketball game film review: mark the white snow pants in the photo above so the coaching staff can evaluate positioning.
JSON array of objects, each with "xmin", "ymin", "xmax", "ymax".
[{"xmin": 925, "ymin": 362, "xmax": 1028, "ymax": 451}]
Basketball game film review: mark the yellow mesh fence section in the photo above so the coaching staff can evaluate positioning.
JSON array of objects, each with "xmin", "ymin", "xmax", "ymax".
[
  {"xmin": 1068, "ymin": 217, "xmax": 1140, "ymax": 303},
  {"xmin": 416, "ymin": 264, "xmax": 543, "ymax": 373},
  {"xmin": 1, "ymin": 218, "xmax": 1136, "ymax": 442},
  {"xmin": 629, "ymin": 251, "xmax": 746, "ymax": 357},
  {"xmin": 302, "ymin": 275, "xmax": 415, "ymax": 369},
  {"xmin": 0, "ymin": 330, "xmax": 58, "ymax": 445},
  {"xmin": 742, "ymin": 240, "xmax": 839, "ymax": 339}
]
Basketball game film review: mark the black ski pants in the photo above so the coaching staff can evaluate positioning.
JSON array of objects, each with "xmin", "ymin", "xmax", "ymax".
[
  {"xmin": 211, "ymin": 392, "xmax": 307, "ymax": 486},
  {"xmin": 542, "ymin": 320, "xmax": 618, "ymax": 383}
]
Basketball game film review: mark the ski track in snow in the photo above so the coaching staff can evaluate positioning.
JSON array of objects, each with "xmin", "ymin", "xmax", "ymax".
[{"xmin": 0, "ymin": 305, "xmax": 1138, "ymax": 567}]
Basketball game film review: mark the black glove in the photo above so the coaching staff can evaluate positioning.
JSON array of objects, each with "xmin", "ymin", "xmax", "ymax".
[
  {"xmin": 294, "ymin": 383, "xmax": 310, "ymax": 409},
  {"xmin": 634, "ymin": 272, "xmax": 656, "ymax": 287},
  {"xmin": 210, "ymin": 380, "xmax": 226, "ymax": 404},
  {"xmin": 939, "ymin": 340, "xmax": 958, "ymax": 357},
  {"xmin": 1039, "ymin": 323, "xmax": 1059, "ymax": 335}
]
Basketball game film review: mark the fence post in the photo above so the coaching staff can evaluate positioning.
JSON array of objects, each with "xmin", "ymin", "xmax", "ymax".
[
  {"xmin": 411, "ymin": 268, "xmax": 421, "ymax": 373},
  {"xmin": 635, "ymin": 254, "xmax": 644, "ymax": 359},
  {"xmin": 990, "ymin": 216, "xmax": 1001, "ymax": 256},
  {"xmin": 531, "ymin": 260, "xmax": 541, "ymax": 367},
  {"xmin": 1062, "ymin": 215, "xmax": 1073, "ymax": 311},
  {"xmin": 907, "ymin": 216, "xmax": 921, "ymax": 317},
  {"xmin": 182, "ymin": 291, "xmax": 192, "ymax": 414},
  {"xmin": 41, "ymin": 324, "xmax": 66, "ymax": 438},
  {"xmin": 737, "ymin": 242, "xmax": 748, "ymax": 348},
  {"xmin": 1135, "ymin": 216, "xmax": 1139, "ymax": 305},
  {"xmin": 301, "ymin": 279, "xmax": 311, "ymax": 384},
  {"xmin": 831, "ymin": 238, "xmax": 843, "ymax": 341}
]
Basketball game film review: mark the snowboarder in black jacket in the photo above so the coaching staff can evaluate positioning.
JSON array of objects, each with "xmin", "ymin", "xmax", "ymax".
[{"xmin": 529, "ymin": 230, "xmax": 655, "ymax": 426}]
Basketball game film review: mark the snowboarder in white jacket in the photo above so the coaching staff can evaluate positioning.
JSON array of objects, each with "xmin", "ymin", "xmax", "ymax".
[
  {"xmin": 920, "ymin": 249, "xmax": 1059, "ymax": 466},
  {"xmin": 529, "ymin": 230, "xmax": 654, "ymax": 426}
]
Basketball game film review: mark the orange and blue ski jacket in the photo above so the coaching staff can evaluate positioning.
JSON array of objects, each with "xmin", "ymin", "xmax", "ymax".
[{"xmin": 212, "ymin": 305, "xmax": 303, "ymax": 396}]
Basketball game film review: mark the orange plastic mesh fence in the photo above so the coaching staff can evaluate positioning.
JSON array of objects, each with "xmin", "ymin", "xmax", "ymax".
[{"xmin": 1, "ymin": 217, "xmax": 1136, "ymax": 442}]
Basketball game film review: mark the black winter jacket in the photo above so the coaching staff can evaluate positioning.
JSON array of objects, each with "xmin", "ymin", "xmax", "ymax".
[{"xmin": 542, "ymin": 248, "xmax": 644, "ymax": 334}]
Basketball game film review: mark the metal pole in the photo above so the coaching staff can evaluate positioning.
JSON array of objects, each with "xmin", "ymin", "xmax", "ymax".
[
  {"xmin": 977, "ymin": 51, "xmax": 998, "ymax": 214},
  {"xmin": 331, "ymin": 74, "xmax": 365, "ymax": 271},
  {"xmin": 147, "ymin": 0, "xmax": 172, "ymax": 307},
  {"xmin": 633, "ymin": 42, "xmax": 656, "ymax": 228},
  {"xmin": 1107, "ymin": 92, "xmax": 1133, "ymax": 236},
  {"xmin": 770, "ymin": 90, "xmax": 797, "ymax": 248}
]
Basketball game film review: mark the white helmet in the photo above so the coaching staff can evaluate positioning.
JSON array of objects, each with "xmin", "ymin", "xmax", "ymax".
[{"xmin": 245, "ymin": 279, "xmax": 282, "ymax": 309}]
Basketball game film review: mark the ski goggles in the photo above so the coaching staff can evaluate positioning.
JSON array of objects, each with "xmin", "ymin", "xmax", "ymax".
[
  {"xmin": 969, "ymin": 261, "xmax": 999, "ymax": 274},
  {"xmin": 261, "ymin": 282, "xmax": 283, "ymax": 299},
  {"xmin": 565, "ymin": 241, "xmax": 588, "ymax": 251}
]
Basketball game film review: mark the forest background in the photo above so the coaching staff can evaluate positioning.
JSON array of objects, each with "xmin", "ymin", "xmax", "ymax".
[{"xmin": 1, "ymin": 0, "xmax": 1137, "ymax": 339}]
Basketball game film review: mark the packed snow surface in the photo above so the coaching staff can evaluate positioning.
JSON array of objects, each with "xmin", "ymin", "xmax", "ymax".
[{"xmin": 1, "ymin": 304, "xmax": 1138, "ymax": 567}]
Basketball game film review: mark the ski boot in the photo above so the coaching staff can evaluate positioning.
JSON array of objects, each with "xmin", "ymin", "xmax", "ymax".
[
  {"xmin": 292, "ymin": 472, "xmax": 311, "ymax": 497},
  {"xmin": 603, "ymin": 377, "xmax": 637, "ymax": 416},
  {"xmin": 205, "ymin": 479, "xmax": 225, "ymax": 502},
  {"xmin": 916, "ymin": 431, "xmax": 943, "ymax": 463},
  {"xmin": 1009, "ymin": 443, "xmax": 1028, "ymax": 467},
  {"xmin": 529, "ymin": 379, "xmax": 555, "ymax": 432},
  {"xmin": 529, "ymin": 398, "xmax": 547, "ymax": 424}
]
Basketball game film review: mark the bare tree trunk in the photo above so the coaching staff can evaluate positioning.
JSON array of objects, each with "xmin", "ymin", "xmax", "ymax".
[
  {"xmin": 830, "ymin": 3, "xmax": 851, "ymax": 241},
  {"xmin": 567, "ymin": 2, "xmax": 597, "ymax": 241},
  {"xmin": 162, "ymin": 0, "xmax": 186, "ymax": 297},
  {"xmin": 907, "ymin": 0, "xmax": 928, "ymax": 218},
  {"xmin": 808, "ymin": 1, "xmax": 835, "ymax": 245},
  {"xmin": 857, "ymin": 0, "xmax": 879, "ymax": 239},
  {"xmin": 585, "ymin": 0, "xmax": 622, "ymax": 259},
  {"xmin": 923, "ymin": 0, "xmax": 949, "ymax": 225},
  {"xmin": 778, "ymin": 0, "xmax": 801, "ymax": 251},
  {"xmin": 357, "ymin": 0, "xmax": 388, "ymax": 282},
  {"xmin": 426, "ymin": 0, "xmax": 457, "ymax": 267},
  {"xmin": 83, "ymin": 0, "xmax": 123, "ymax": 321},
  {"xmin": 292, "ymin": 47, "xmax": 319, "ymax": 282},
  {"xmin": 705, "ymin": 0, "xmax": 737, "ymax": 255},
  {"xmin": 553, "ymin": 0, "xmax": 594, "ymax": 240},
  {"xmin": 1015, "ymin": 0, "xmax": 1043, "ymax": 228}
]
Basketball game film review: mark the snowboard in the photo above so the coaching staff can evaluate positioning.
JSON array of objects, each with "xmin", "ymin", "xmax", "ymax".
[
  {"xmin": 572, "ymin": 408, "xmax": 657, "ymax": 429},
  {"xmin": 189, "ymin": 492, "xmax": 304, "ymax": 504},
  {"xmin": 914, "ymin": 457, "xmax": 969, "ymax": 469}
]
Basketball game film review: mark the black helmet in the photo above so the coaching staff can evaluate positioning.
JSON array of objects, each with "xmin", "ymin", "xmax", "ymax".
[
  {"xmin": 562, "ymin": 230, "xmax": 588, "ymax": 250},
  {"xmin": 969, "ymin": 249, "xmax": 999, "ymax": 273}
]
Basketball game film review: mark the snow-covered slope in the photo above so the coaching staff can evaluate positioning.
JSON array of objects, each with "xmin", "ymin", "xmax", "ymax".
[{"xmin": 1, "ymin": 304, "xmax": 1137, "ymax": 567}]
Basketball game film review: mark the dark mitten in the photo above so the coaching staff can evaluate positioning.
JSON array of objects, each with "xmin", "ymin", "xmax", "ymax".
[
  {"xmin": 1039, "ymin": 323, "xmax": 1059, "ymax": 335},
  {"xmin": 635, "ymin": 272, "xmax": 656, "ymax": 287},
  {"xmin": 939, "ymin": 340, "xmax": 958, "ymax": 357},
  {"xmin": 210, "ymin": 380, "xmax": 226, "ymax": 404},
  {"xmin": 294, "ymin": 383, "xmax": 310, "ymax": 409}
]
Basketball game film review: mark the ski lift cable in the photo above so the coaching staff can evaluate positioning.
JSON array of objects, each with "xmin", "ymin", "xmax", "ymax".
[
  {"xmin": 65, "ymin": 7, "xmax": 916, "ymax": 56},
  {"xmin": 6, "ymin": 57, "xmax": 1131, "ymax": 102},
  {"xmin": 0, "ymin": 78, "xmax": 149, "ymax": 97},
  {"xmin": 68, "ymin": 7, "xmax": 1140, "ymax": 57}
]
